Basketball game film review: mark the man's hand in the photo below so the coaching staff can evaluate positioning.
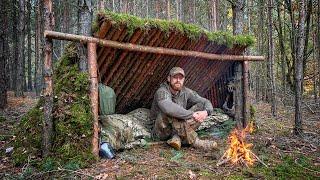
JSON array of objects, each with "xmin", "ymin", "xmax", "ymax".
[{"xmin": 192, "ymin": 111, "xmax": 208, "ymax": 123}]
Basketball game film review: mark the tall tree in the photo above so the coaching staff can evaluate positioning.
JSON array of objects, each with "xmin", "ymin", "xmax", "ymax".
[
  {"xmin": 317, "ymin": 0, "xmax": 320, "ymax": 101},
  {"xmin": 302, "ymin": 0, "xmax": 313, "ymax": 88},
  {"xmin": 34, "ymin": 0, "xmax": 43, "ymax": 96},
  {"xmin": 209, "ymin": 0, "xmax": 218, "ymax": 31},
  {"xmin": 16, "ymin": 0, "xmax": 26, "ymax": 97},
  {"xmin": 27, "ymin": 0, "xmax": 32, "ymax": 91},
  {"xmin": 231, "ymin": 0, "xmax": 246, "ymax": 128},
  {"xmin": 267, "ymin": 0, "xmax": 276, "ymax": 117},
  {"xmin": 77, "ymin": 0, "xmax": 93, "ymax": 71},
  {"xmin": 60, "ymin": 0, "xmax": 70, "ymax": 54},
  {"xmin": 276, "ymin": 1, "xmax": 287, "ymax": 93},
  {"xmin": 0, "ymin": 0, "xmax": 8, "ymax": 109},
  {"xmin": 176, "ymin": 0, "xmax": 183, "ymax": 21},
  {"xmin": 294, "ymin": 0, "xmax": 307, "ymax": 135}
]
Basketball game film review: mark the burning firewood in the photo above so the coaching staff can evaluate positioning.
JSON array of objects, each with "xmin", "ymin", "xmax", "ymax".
[{"xmin": 217, "ymin": 122, "xmax": 268, "ymax": 167}]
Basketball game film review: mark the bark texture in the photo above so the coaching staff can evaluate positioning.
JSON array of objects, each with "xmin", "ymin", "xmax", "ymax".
[
  {"xmin": 294, "ymin": 0, "xmax": 307, "ymax": 135},
  {"xmin": 0, "ymin": 0, "xmax": 8, "ymax": 109},
  {"xmin": 78, "ymin": 0, "xmax": 93, "ymax": 72},
  {"xmin": 16, "ymin": 0, "xmax": 25, "ymax": 97},
  {"xmin": 43, "ymin": 0, "xmax": 55, "ymax": 157},
  {"xmin": 267, "ymin": 0, "xmax": 276, "ymax": 117},
  {"xmin": 231, "ymin": 0, "xmax": 246, "ymax": 128}
]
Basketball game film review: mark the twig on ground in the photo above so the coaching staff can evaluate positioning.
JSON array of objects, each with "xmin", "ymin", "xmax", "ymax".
[
  {"xmin": 249, "ymin": 151, "xmax": 268, "ymax": 168},
  {"xmin": 282, "ymin": 150, "xmax": 307, "ymax": 155}
]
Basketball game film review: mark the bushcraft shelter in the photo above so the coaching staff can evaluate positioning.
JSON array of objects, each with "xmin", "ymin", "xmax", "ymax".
[
  {"xmin": 43, "ymin": 10, "xmax": 264, "ymax": 157},
  {"xmin": 93, "ymin": 13, "xmax": 246, "ymax": 113},
  {"xmin": 91, "ymin": 12, "xmax": 261, "ymax": 113}
]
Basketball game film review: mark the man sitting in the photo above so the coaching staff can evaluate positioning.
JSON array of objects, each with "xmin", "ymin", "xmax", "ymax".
[{"xmin": 150, "ymin": 67, "xmax": 218, "ymax": 150}]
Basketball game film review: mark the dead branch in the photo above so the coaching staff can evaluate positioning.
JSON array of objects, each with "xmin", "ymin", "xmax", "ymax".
[{"xmin": 249, "ymin": 151, "xmax": 268, "ymax": 168}]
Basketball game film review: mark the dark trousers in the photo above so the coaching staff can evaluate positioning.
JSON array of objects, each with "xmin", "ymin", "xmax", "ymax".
[{"xmin": 153, "ymin": 103, "xmax": 204, "ymax": 144}]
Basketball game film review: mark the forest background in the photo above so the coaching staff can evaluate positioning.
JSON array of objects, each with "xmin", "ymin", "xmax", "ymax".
[{"xmin": 0, "ymin": 0, "xmax": 319, "ymax": 178}]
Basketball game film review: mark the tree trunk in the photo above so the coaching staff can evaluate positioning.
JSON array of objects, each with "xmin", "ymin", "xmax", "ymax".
[
  {"xmin": 61, "ymin": 0, "xmax": 70, "ymax": 54},
  {"xmin": 313, "ymin": 34, "xmax": 317, "ymax": 102},
  {"xmin": 16, "ymin": 0, "xmax": 25, "ymax": 97},
  {"xmin": 276, "ymin": 1, "xmax": 287, "ymax": 93},
  {"xmin": 0, "ymin": 0, "xmax": 8, "ymax": 109},
  {"xmin": 318, "ymin": 0, "xmax": 320, "ymax": 102},
  {"xmin": 209, "ymin": 0, "xmax": 218, "ymax": 31},
  {"xmin": 294, "ymin": 0, "xmax": 307, "ymax": 135},
  {"xmin": 146, "ymin": 0, "xmax": 149, "ymax": 18},
  {"xmin": 267, "ymin": 0, "xmax": 276, "ymax": 117},
  {"xmin": 155, "ymin": 0, "xmax": 160, "ymax": 18},
  {"xmin": 231, "ymin": 0, "xmax": 245, "ymax": 128},
  {"xmin": 302, "ymin": 0, "xmax": 312, "ymax": 90},
  {"xmin": 35, "ymin": 0, "xmax": 43, "ymax": 96},
  {"xmin": 11, "ymin": 0, "xmax": 18, "ymax": 91},
  {"xmin": 27, "ymin": 0, "xmax": 32, "ymax": 91},
  {"xmin": 175, "ymin": 0, "xmax": 183, "ymax": 21},
  {"xmin": 167, "ymin": 0, "xmax": 171, "ymax": 20},
  {"xmin": 43, "ymin": 0, "xmax": 55, "ymax": 157},
  {"xmin": 53, "ymin": 0, "xmax": 61, "ymax": 62},
  {"xmin": 77, "ymin": 0, "xmax": 93, "ymax": 72}
]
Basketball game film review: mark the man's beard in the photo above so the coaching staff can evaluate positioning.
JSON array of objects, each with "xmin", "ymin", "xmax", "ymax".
[{"xmin": 171, "ymin": 82, "xmax": 183, "ymax": 91}]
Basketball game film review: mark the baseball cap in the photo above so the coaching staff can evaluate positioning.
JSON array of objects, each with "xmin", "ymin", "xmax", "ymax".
[{"xmin": 169, "ymin": 67, "xmax": 185, "ymax": 77}]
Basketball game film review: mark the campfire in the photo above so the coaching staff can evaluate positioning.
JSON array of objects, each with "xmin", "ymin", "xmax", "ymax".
[{"xmin": 217, "ymin": 122, "xmax": 267, "ymax": 167}]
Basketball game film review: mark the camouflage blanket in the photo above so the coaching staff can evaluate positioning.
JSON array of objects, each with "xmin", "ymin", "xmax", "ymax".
[{"xmin": 100, "ymin": 108, "xmax": 231, "ymax": 150}]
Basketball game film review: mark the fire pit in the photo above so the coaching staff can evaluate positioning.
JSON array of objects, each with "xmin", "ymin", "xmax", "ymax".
[{"xmin": 217, "ymin": 122, "xmax": 267, "ymax": 167}]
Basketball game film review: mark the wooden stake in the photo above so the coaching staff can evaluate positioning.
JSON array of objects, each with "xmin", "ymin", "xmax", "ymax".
[
  {"xmin": 43, "ymin": 0, "xmax": 54, "ymax": 157},
  {"xmin": 44, "ymin": 30, "xmax": 265, "ymax": 62},
  {"xmin": 88, "ymin": 42, "xmax": 99, "ymax": 157}
]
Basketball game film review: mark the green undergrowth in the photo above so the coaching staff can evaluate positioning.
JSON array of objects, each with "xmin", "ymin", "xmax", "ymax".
[
  {"xmin": 0, "ymin": 115, "xmax": 5, "ymax": 122},
  {"xmin": 251, "ymin": 155, "xmax": 319, "ymax": 179},
  {"xmin": 93, "ymin": 11, "xmax": 255, "ymax": 47},
  {"xmin": 12, "ymin": 43, "xmax": 96, "ymax": 170}
]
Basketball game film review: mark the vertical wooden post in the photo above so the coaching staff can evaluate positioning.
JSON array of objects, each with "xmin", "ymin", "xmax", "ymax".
[
  {"xmin": 234, "ymin": 62, "xmax": 243, "ymax": 129},
  {"xmin": 43, "ymin": 0, "xmax": 54, "ymax": 157},
  {"xmin": 88, "ymin": 42, "xmax": 99, "ymax": 157},
  {"xmin": 242, "ymin": 61, "xmax": 249, "ymax": 128}
]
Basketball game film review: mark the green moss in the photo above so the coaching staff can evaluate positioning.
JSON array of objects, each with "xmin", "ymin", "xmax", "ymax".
[
  {"xmin": 0, "ymin": 115, "xmax": 5, "ymax": 122},
  {"xmin": 13, "ymin": 43, "xmax": 96, "ymax": 170},
  {"xmin": 12, "ymin": 101, "xmax": 44, "ymax": 166},
  {"xmin": 95, "ymin": 11, "xmax": 255, "ymax": 47},
  {"xmin": 252, "ymin": 155, "xmax": 319, "ymax": 179}
]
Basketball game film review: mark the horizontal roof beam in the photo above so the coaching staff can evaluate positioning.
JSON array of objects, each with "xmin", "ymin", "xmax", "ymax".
[{"xmin": 44, "ymin": 30, "xmax": 264, "ymax": 62}]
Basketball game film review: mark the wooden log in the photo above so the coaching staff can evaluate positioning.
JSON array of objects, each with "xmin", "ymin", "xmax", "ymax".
[
  {"xmin": 88, "ymin": 42, "xmax": 99, "ymax": 158},
  {"xmin": 44, "ymin": 30, "xmax": 265, "ymax": 62},
  {"xmin": 43, "ymin": 0, "xmax": 54, "ymax": 157}
]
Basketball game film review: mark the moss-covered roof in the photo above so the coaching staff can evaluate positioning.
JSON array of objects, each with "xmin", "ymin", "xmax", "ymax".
[
  {"xmin": 93, "ymin": 11, "xmax": 253, "ymax": 113},
  {"xmin": 93, "ymin": 11, "xmax": 255, "ymax": 48}
]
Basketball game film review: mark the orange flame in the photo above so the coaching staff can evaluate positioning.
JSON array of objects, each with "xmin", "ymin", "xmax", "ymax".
[{"xmin": 225, "ymin": 121, "xmax": 255, "ymax": 166}]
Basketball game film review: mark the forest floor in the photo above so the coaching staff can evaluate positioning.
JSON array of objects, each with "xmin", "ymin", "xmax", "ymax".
[{"xmin": 0, "ymin": 92, "xmax": 319, "ymax": 179}]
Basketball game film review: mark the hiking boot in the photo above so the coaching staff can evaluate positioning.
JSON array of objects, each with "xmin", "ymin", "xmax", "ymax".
[
  {"xmin": 192, "ymin": 138, "xmax": 218, "ymax": 151},
  {"xmin": 167, "ymin": 134, "xmax": 181, "ymax": 150}
]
